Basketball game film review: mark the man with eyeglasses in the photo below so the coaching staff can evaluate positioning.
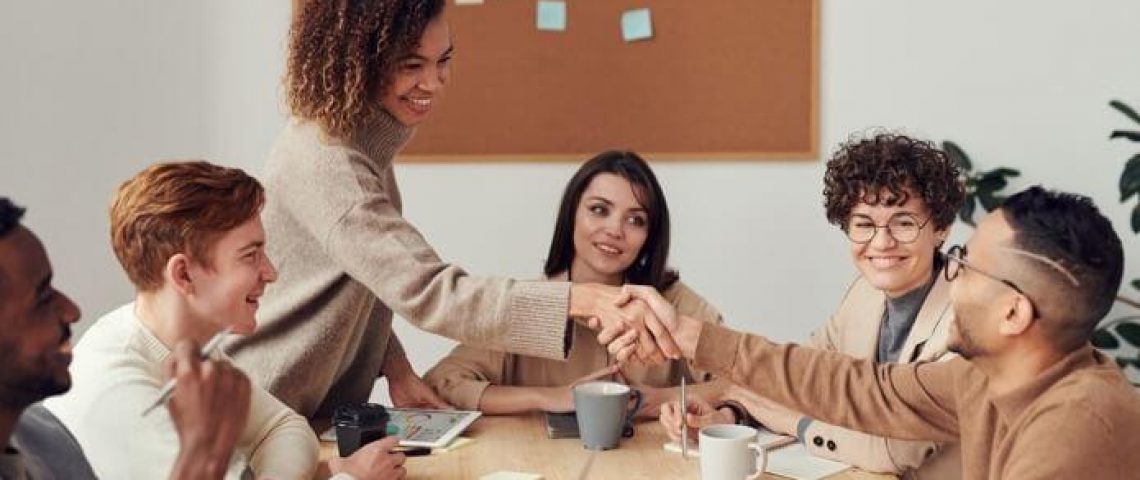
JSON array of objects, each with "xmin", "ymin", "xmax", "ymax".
[
  {"xmin": 634, "ymin": 186, "xmax": 1140, "ymax": 478},
  {"xmin": 660, "ymin": 133, "xmax": 964, "ymax": 477}
]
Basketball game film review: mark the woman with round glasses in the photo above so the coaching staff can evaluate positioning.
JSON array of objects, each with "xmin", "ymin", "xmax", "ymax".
[{"xmin": 660, "ymin": 133, "xmax": 966, "ymax": 478}]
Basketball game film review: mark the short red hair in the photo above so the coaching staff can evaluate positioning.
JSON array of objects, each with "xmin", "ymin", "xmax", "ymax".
[{"xmin": 110, "ymin": 161, "xmax": 264, "ymax": 291}]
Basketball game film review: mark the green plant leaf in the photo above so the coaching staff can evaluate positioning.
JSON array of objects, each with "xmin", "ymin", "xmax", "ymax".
[
  {"xmin": 976, "ymin": 173, "xmax": 1009, "ymax": 194},
  {"xmin": 1111, "ymin": 100, "xmax": 1140, "ymax": 125},
  {"xmin": 959, "ymin": 197, "xmax": 977, "ymax": 226},
  {"xmin": 943, "ymin": 141, "xmax": 972, "ymax": 171},
  {"xmin": 978, "ymin": 191, "xmax": 1002, "ymax": 211},
  {"xmin": 1120, "ymin": 154, "xmax": 1140, "ymax": 202},
  {"xmin": 1116, "ymin": 322, "xmax": 1140, "ymax": 347},
  {"xmin": 991, "ymin": 168, "xmax": 1021, "ymax": 178},
  {"xmin": 1110, "ymin": 130, "xmax": 1140, "ymax": 142},
  {"xmin": 1132, "ymin": 204, "xmax": 1140, "ymax": 234},
  {"xmin": 1093, "ymin": 328, "xmax": 1121, "ymax": 349}
]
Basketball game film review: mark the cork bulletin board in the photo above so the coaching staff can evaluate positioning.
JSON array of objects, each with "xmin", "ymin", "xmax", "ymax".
[{"xmin": 400, "ymin": 0, "xmax": 819, "ymax": 162}]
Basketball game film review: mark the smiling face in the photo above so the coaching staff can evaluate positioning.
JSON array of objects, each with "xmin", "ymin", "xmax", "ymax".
[
  {"xmin": 0, "ymin": 227, "xmax": 81, "ymax": 407},
  {"xmin": 183, "ymin": 216, "xmax": 277, "ymax": 336},
  {"xmin": 379, "ymin": 15, "xmax": 453, "ymax": 126},
  {"xmin": 569, "ymin": 173, "xmax": 651, "ymax": 286},
  {"xmin": 847, "ymin": 190, "xmax": 947, "ymax": 298}
]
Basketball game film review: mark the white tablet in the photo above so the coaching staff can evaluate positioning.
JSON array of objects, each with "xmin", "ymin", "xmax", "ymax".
[{"xmin": 320, "ymin": 408, "xmax": 482, "ymax": 449}]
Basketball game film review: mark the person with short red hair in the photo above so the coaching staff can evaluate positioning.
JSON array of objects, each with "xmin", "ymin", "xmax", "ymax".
[{"xmin": 45, "ymin": 161, "xmax": 334, "ymax": 479}]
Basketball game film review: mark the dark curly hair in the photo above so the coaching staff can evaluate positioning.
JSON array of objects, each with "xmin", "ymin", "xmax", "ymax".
[
  {"xmin": 824, "ymin": 132, "xmax": 965, "ymax": 231},
  {"xmin": 286, "ymin": 0, "xmax": 446, "ymax": 138},
  {"xmin": 0, "ymin": 197, "xmax": 26, "ymax": 238},
  {"xmin": 1001, "ymin": 186, "xmax": 1123, "ymax": 352}
]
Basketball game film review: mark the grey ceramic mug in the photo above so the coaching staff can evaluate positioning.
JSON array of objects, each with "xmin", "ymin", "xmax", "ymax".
[{"xmin": 573, "ymin": 381, "xmax": 643, "ymax": 450}]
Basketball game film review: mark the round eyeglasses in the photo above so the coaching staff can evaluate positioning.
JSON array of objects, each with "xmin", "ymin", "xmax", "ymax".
[{"xmin": 844, "ymin": 213, "xmax": 931, "ymax": 244}]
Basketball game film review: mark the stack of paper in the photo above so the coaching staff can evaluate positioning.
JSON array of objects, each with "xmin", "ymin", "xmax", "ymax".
[{"xmin": 766, "ymin": 443, "xmax": 850, "ymax": 480}]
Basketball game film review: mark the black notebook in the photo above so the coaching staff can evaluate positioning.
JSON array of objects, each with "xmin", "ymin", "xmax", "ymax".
[{"xmin": 543, "ymin": 412, "xmax": 579, "ymax": 439}]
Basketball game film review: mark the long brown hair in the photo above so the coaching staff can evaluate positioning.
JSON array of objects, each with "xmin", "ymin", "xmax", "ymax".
[{"xmin": 544, "ymin": 151, "xmax": 679, "ymax": 291}]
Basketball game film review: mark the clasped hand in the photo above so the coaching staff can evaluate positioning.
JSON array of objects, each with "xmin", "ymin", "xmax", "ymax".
[{"xmin": 575, "ymin": 284, "xmax": 682, "ymax": 365}]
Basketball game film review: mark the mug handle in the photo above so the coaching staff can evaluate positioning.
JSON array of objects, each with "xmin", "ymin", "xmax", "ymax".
[
  {"xmin": 745, "ymin": 443, "xmax": 768, "ymax": 480},
  {"xmin": 622, "ymin": 389, "xmax": 644, "ymax": 438}
]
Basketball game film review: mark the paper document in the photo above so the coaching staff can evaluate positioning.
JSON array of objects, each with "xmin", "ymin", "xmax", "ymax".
[{"xmin": 766, "ymin": 443, "xmax": 850, "ymax": 480}]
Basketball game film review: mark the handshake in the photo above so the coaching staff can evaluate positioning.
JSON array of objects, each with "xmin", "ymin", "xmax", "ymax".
[{"xmin": 570, "ymin": 284, "xmax": 699, "ymax": 365}]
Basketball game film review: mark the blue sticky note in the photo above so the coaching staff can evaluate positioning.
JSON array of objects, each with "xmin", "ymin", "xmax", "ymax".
[
  {"xmin": 536, "ymin": 0, "xmax": 566, "ymax": 32},
  {"xmin": 621, "ymin": 8, "xmax": 653, "ymax": 42}
]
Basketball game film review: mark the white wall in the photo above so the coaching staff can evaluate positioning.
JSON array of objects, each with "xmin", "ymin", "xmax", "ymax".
[{"xmin": 2, "ymin": 1, "xmax": 1138, "ymax": 378}]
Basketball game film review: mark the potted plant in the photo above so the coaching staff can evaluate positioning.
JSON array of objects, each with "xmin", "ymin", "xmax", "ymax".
[
  {"xmin": 1090, "ymin": 99, "xmax": 1140, "ymax": 386},
  {"xmin": 942, "ymin": 141, "xmax": 1021, "ymax": 226}
]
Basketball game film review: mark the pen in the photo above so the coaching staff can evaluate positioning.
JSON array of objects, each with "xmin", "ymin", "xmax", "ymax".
[
  {"xmin": 141, "ymin": 327, "xmax": 233, "ymax": 416},
  {"xmin": 681, "ymin": 375, "xmax": 688, "ymax": 459},
  {"xmin": 394, "ymin": 447, "xmax": 432, "ymax": 457}
]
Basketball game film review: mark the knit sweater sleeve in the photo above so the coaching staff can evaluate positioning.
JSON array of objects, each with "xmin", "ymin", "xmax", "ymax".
[
  {"xmin": 693, "ymin": 323, "xmax": 961, "ymax": 443},
  {"xmin": 241, "ymin": 381, "xmax": 318, "ymax": 479},
  {"xmin": 280, "ymin": 148, "xmax": 571, "ymax": 360}
]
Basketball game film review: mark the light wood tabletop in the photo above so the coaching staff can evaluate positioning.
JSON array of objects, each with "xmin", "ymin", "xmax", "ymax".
[{"xmin": 318, "ymin": 414, "xmax": 896, "ymax": 480}]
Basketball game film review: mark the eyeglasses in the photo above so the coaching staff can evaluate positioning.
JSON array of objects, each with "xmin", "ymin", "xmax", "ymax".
[
  {"xmin": 943, "ymin": 244, "xmax": 1040, "ymax": 318},
  {"xmin": 844, "ymin": 213, "xmax": 931, "ymax": 244}
]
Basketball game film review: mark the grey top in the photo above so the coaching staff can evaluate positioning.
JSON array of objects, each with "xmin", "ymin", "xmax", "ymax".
[
  {"xmin": 2, "ymin": 404, "xmax": 96, "ymax": 480},
  {"xmin": 877, "ymin": 272, "xmax": 937, "ymax": 363}
]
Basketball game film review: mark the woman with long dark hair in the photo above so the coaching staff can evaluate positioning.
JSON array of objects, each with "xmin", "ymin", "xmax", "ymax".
[{"xmin": 425, "ymin": 151, "xmax": 723, "ymax": 417}]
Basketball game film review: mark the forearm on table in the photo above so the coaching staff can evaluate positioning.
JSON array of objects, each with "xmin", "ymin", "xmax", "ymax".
[{"xmin": 477, "ymin": 385, "xmax": 562, "ymax": 414}]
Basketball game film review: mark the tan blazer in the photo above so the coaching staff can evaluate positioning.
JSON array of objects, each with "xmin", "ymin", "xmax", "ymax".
[
  {"xmin": 424, "ymin": 277, "xmax": 724, "ymax": 410},
  {"xmin": 724, "ymin": 274, "xmax": 961, "ymax": 479}
]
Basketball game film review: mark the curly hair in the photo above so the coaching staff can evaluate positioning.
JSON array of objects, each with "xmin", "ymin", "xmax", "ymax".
[
  {"xmin": 0, "ymin": 197, "xmax": 25, "ymax": 238},
  {"xmin": 286, "ymin": 0, "xmax": 446, "ymax": 138},
  {"xmin": 823, "ymin": 132, "xmax": 965, "ymax": 230}
]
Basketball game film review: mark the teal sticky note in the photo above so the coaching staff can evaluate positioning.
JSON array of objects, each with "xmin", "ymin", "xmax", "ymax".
[
  {"xmin": 536, "ymin": 1, "xmax": 566, "ymax": 32},
  {"xmin": 621, "ymin": 8, "xmax": 653, "ymax": 42}
]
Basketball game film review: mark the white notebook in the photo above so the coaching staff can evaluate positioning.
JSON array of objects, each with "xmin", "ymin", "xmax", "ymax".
[{"xmin": 766, "ymin": 443, "xmax": 849, "ymax": 480}]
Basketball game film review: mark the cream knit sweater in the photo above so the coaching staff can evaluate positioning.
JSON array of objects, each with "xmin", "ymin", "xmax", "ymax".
[
  {"xmin": 45, "ymin": 303, "xmax": 318, "ymax": 480},
  {"xmin": 227, "ymin": 111, "xmax": 572, "ymax": 420}
]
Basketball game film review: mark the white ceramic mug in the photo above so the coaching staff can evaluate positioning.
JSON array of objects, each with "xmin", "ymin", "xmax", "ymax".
[{"xmin": 699, "ymin": 424, "xmax": 767, "ymax": 480}]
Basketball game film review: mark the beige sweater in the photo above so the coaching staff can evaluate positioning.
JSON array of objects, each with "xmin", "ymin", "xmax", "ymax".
[
  {"xmin": 722, "ymin": 275, "xmax": 960, "ymax": 478},
  {"xmin": 227, "ymin": 111, "xmax": 571, "ymax": 420},
  {"xmin": 693, "ymin": 322, "xmax": 1140, "ymax": 479},
  {"xmin": 425, "ymin": 278, "xmax": 724, "ymax": 409},
  {"xmin": 45, "ymin": 303, "xmax": 317, "ymax": 480}
]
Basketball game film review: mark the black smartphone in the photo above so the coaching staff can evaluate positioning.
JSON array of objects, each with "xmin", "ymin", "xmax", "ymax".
[{"xmin": 544, "ymin": 411, "xmax": 579, "ymax": 439}]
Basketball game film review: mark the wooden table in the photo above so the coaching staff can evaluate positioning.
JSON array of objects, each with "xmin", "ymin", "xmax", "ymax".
[{"xmin": 319, "ymin": 414, "xmax": 895, "ymax": 479}]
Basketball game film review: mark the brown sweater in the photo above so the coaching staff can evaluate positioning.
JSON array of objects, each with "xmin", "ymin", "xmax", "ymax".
[
  {"xmin": 227, "ymin": 111, "xmax": 572, "ymax": 420},
  {"xmin": 693, "ymin": 323, "xmax": 1140, "ymax": 479},
  {"xmin": 424, "ymin": 278, "xmax": 724, "ymax": 410}
]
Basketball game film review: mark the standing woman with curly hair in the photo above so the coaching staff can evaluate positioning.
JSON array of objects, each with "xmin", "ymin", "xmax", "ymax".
[
  {"xmin": 659, "ymin": 132, "xmax": 967, "ymax": 479},
  {"xmin": 226, "ymin": 0, "xmax": 669, "ymax": 433}
]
